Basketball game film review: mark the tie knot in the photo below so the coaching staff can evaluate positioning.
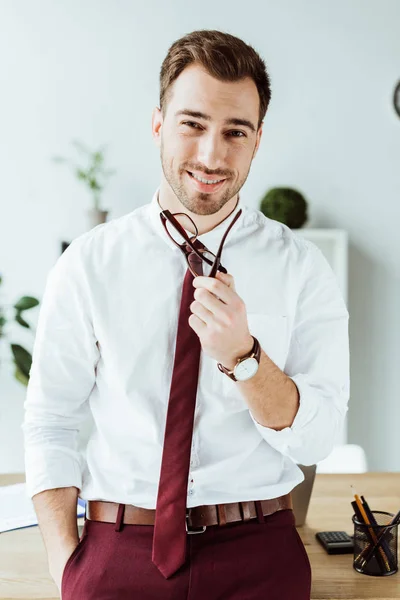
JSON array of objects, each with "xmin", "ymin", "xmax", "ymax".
[
  {"xmin": 184, "ymin": 239, "xmax": 205, "ymax": 276},
  {"xmin": 185, "ymin": 238, "xmax": 204, "ymax": 253}
]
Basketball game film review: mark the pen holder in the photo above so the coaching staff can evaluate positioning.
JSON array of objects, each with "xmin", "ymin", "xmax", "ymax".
[{"xmin": 353, "ymin": 511, "xmax": 398, "ymax": 576}]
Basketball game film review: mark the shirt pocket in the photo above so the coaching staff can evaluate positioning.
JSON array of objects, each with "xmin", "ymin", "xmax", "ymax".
[{"xmin": 213, "ymin": 313, "xmax": 290, "ymax": 409}]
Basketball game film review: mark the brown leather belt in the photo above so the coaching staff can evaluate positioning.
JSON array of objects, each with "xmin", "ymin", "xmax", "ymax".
[{"xmin": 86, "ymin": 493, "xmax": 292, "ymax": 532}]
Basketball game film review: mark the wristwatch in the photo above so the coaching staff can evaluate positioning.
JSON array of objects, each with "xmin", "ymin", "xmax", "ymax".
[{"xmin": 217, "ymin": 336, "xmax": 261, "ymax": 382}]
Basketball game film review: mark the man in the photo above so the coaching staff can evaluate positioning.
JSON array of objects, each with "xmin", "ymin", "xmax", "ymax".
[{"xmin": 23, "ymin": 30, "xmax": 349, "ymax": 599}]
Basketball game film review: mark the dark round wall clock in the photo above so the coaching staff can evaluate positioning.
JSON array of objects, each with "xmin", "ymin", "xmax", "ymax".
[{"xmin": 394, "ymin": 81, "xmax": 400, "ymax": 118}]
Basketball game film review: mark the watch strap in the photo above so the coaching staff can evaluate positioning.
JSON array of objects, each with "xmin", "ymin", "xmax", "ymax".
[{"xmin": 217, "ymin": 336, "xmax": 260, "ymax": 382}]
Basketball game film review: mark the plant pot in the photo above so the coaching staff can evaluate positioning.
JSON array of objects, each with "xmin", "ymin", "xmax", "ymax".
[{"xmin": 87, "ymin": 208, "xmax": 109, "ymax": 230}]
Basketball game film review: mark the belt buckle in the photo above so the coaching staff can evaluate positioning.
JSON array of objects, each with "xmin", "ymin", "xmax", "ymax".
[{"xmin": 186, "ymin": 512, "xmax": 207, "ymax": 535}]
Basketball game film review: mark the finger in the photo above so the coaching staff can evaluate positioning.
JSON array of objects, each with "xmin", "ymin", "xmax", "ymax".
[
  {"xmin": 188, "ymin": 312, "xmax": 207, "ymax": 336},
  {"xmin": 193, "ymin": 276, "xmax": 234, "ymax": 305},
  {"xmin": 190, "ymin": 300, "xmax": 214, "ymax": 325},
  {"xmin": 193, "ymin": 289, "xmax": 232, "ymax": 323},
  {"xmin": 216, "ymin": 271, "xmax": 235, "ymax": 291}
]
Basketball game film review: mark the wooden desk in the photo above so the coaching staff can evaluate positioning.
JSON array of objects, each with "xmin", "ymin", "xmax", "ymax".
[{"xmin": 0, "ymin": 473, "xmax": 399, "ymax": 599}]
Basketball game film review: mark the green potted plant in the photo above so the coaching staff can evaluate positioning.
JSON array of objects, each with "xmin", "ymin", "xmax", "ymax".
[
  {"xmin": 260, "ymin": 187, "xmax": 308, "ymax": 229},
  {"xmin": 53, "ymin": 140, "xmax": 116, "ymax": 230},
  {"xmin": 0, "ymin": 274, "xmax": 39, "ymax": 386}
]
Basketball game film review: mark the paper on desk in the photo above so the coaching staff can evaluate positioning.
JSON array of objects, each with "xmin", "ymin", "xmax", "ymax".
[{"xmin": 0, "ymin": 482, "xmax": 86, "ymax": 533}]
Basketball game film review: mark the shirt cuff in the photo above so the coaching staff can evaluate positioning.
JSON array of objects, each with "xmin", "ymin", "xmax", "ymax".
[
  {"xmin": 248, "ymin": 373, "xmax": 319, "ymax": 455},
  {"xmin": 24, "ymin": 446, "xmax": 83, "ymax": 499}
]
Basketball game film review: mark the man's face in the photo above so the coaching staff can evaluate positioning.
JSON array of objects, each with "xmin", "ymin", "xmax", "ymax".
[{"xmin": 153, "ymin": 64, "xmax": 263, "ymax": 216}]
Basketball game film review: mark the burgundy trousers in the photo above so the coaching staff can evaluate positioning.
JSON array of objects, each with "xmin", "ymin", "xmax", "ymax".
[{"xmin": 61, "ymin": 508, "xmax": 311, "ymax": 600}]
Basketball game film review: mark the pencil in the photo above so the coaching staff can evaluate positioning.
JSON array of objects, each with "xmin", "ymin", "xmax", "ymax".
[
  {"xmin": 360, "ymin": 496, "xmax": 395, "ymax": 565},
  {"xmin": 357, "ymin": 509, "xmax": 400, "ymax": 569},
  {"xmin": 353, "ymin": 494, "xmax": 391, "ymax": 573},
  {"xmin": 352, "ymin": 501, "xmax": 387, "ymax": 573}
]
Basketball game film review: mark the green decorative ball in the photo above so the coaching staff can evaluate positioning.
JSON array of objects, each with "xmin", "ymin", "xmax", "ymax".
[{"xmin": 260, "ymin": 187, "xmax": 308, "ymax": 229}]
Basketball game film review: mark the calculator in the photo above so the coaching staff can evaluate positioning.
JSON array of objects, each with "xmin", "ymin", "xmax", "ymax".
[{"xmin": 315, "ymin": 531, "xmax": 354, "ymax": 554}]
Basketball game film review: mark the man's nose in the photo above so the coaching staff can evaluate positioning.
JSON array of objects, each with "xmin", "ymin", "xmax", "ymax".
[{"xmin": 196, "ymin": 133, "xmax": 227, "ymax": 171}]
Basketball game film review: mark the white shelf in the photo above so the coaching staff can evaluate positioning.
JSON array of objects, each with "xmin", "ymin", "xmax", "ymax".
[{"xmin": 292, "ymin": 229, "xmax": 348, "ymax": 305}]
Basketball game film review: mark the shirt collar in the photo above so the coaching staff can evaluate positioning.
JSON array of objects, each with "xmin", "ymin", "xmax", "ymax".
[{"xmin": 148, "ymin": 187, "xmax": 246, "ymax": 252}]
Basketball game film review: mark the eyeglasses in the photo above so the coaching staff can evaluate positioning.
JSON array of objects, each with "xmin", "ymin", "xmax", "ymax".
[{"xmin": 160, "ymin": 206, "xmax": 242, "ymax": 278}]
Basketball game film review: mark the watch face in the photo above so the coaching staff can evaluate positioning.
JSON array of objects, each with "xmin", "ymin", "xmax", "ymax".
[{"xmin": 234, "ymin": 357, "xmax": 259, "ymax": 381}]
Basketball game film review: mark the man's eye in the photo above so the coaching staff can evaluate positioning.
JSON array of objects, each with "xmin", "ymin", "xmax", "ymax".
[
  {"xmin": 183, "ymin": 121, "xmax": 201, "ymax": 129},
  {"xmin": 181, "ymin": 123, "xmax": 245, "ymax": 137}
]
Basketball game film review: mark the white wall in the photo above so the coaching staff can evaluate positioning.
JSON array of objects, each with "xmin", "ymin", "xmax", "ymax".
[{"xmin": 1, "ymin": 0, "xmax": 399, "ymax": 472}]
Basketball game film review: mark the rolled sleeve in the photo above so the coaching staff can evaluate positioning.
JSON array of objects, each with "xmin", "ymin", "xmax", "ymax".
[
  {"xmin": 22, "ymin": 238, "xmax": 100, "ymax": 499},
  {"xmin": 250, "ymin": 241, "xmax": 350, "ymax": 465}
]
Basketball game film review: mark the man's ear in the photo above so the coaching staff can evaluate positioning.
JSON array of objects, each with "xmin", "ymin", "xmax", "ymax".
[
  {"xmin": 253, "ymin": 123, "xmax": 263, "ymax": 159},
  {"xmin": 152, "ymin": 107, "xmax": 163, "ymax": 148}
]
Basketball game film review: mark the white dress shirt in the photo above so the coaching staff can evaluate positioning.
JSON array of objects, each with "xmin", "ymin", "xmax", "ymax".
[{"xmin": 22, "ymin": 189, "xmax": 350, "ymax": 507}]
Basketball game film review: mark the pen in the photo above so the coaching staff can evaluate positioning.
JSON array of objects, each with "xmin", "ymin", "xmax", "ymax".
[
  {"xmin": 351, "ymin": 500, "xmax": 385, "ymax": 572},
  {"xmin": 359, "ymin": 496, "xmax": 395, "ymax": 565},
  {"xmin": 353, "ymin": 494, "xmax": 391, "ymax": 573},
  {"xmin": 357, "ymin": 509, "xmax": 400, "ymax": 570}
]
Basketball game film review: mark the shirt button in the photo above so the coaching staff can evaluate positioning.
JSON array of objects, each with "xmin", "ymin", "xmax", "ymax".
[{"xmin": 188, "ymin": 489, "xmax": 194, "ymax": 496}]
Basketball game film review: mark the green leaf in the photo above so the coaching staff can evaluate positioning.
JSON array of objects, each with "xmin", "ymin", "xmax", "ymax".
[
  {"xmin": 0, "ymin": 313, "xmax": 6, "ymax": 337},
  {"xmin": 89, "ymin": 178, "xmax": 101, "ymax": 191},
  {"xmin": 15, "ymin": 313, "xmax": 30, "ymax": 328},
  {"xmin": 15, "ymin": 365, "xmax": 29, "ymax": 386},
  {"xmin": 11, "ymin": 344, "xmax": 32, "ymax": 380},
  {"xmin": 14, "ymin": 296, "xmax": 39, "ymax": 311},
  {"xmin": 93, "ymin": 151, "xmax": 104, "ymax": 164},
  {"xmin": 76, "ymin": 168, "xmax": 89, "ymax": 180}
]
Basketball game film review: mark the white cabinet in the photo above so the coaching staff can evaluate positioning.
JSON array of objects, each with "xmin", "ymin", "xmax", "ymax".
[{"xmin": 292, "ymin": 229, "xmax": 348, "ymax": 305}]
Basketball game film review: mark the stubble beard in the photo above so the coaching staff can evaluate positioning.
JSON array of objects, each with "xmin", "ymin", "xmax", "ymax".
[{"xmin": 160, "ymin": 141, "xmax": 250, "ymax": 216}]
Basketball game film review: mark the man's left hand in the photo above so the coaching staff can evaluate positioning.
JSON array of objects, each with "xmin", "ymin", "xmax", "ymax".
[{"xmin": 189, "ymin": 271, "xmax": 253, "ymax": 369}]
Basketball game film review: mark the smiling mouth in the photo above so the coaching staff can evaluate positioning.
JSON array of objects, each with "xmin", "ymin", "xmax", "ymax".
[
  {"xmin": 187, "ymin": 171, "xmax": 226, "ymax": 184},
  {"xmin": 186, "ymin": 170, "xmax": 227, "ymax": 192}
]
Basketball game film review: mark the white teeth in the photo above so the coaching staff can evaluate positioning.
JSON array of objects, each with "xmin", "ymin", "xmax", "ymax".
[{"xmin": 190, "ymin": 172, "xmax": 224, "ymax": 185}]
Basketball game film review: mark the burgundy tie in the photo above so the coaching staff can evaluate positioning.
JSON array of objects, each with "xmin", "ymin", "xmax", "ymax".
[{"xmin": 152, "ymin": 253, "xmax": 203, "ymax": 579}]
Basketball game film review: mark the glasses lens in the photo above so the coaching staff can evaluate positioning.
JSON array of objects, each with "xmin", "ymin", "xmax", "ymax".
[
  {"xmin": 165, "ymin": 215, "xmax": 195, "ymax": 245},
  {"xmin": 188, "ymin": 250, "xmax": 216, "ymax": 276}
]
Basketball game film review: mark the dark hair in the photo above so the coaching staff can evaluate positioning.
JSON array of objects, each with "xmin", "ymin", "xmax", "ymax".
[{"xmin": 159, "ymin": 30, "xmax": 271, "ymax": 129}]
